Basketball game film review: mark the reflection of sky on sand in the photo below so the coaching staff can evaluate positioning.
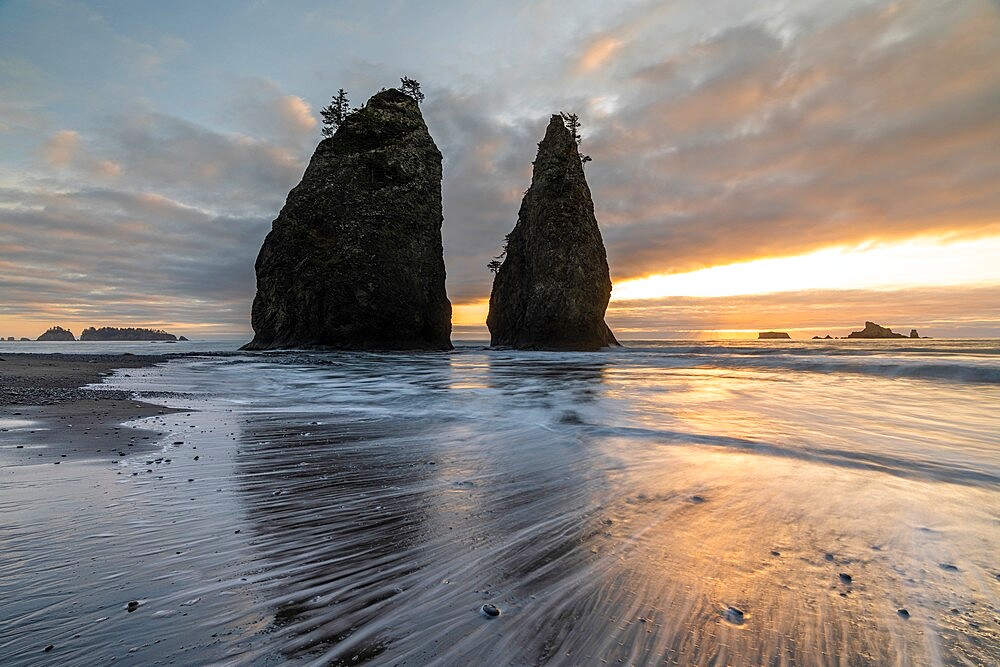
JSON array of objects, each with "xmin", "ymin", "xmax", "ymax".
[{"xmin": 1, "ymin": 344, "xmax": 997, "ymax": 665}]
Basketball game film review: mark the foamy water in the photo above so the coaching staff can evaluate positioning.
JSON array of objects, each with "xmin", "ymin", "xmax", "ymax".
[{"xmin": 1, "ymin": 341, "xmax": 998, "ymax": 665}]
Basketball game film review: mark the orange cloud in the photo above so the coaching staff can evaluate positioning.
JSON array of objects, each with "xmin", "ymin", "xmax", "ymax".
[
  {"xmin": 279, "ymin": 94, "xmax": 317, "ymax": 133},
  {"xmin": 43, "ymin": 130, "xmax": 80, "ymax": 168},
  {"xmin": 577, "ymin": 37, "xmax": 623, "ymax": 73}
]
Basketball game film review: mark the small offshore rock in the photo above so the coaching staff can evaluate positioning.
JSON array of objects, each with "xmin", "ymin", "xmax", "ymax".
[
  {"xmin": 126, "ymin": 600, "xmax": 140, "ymax": 612},
  {"xmin": 43, "ymin": 644, "xmax": 54, "ymax": 652},
  {"xmin": 481, "ymin": 603, "xmax": 501, "ymax": 617}
]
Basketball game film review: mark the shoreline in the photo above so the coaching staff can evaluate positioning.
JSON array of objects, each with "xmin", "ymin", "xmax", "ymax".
[{"xmin": 0, "ymin": 353, "xmax": 186, "ymax": 463}]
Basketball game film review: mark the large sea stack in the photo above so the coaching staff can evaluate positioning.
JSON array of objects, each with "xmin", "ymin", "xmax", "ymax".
[
  {"xmin": 486, "ymin": 115, "xmax": 618, "ymax": 350},
  {"xmin": 244, "ymin": 89, "xmax": 452, "ymax": 350}
]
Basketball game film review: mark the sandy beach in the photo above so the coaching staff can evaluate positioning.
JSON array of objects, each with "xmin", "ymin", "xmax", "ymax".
[{"xmin": 0, "ymin": 353, "xmax": 182, "ymax": 463}]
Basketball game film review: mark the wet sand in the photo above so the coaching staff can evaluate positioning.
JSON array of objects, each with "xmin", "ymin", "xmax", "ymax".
[
  {"xmin": 1, "ymin": 347, "xmax": 997, "ymax": 665},
  {"xmin": 0, "ymin": 353, "xmax": 182, "ymax": 462}
]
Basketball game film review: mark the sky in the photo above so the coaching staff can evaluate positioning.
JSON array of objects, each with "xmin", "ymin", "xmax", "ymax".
[{"xmin": 1, "ymin": 0, "xmax": 999, "ymax": 340}]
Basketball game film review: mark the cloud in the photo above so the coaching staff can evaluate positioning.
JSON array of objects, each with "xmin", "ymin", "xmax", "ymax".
[
  {"xmin": 577, "ymin": 37, "xmax": 623, "ymax": 73},
  {"xmin": 0, "ymin": 183, "xmax": 266, "ymax": 334},
  {"xmin": 40, "ymin": 130, "xmax": 123, "ymax": 178},
  {"xmin": 225, "ymin": 77, "xmax": 319, "ymax": 149},
  {"xmin": 0, "ymin": 102, "xmax": 312, "ymax": 335},
  {"xmin": 582, "ymin": 0, "xmax": 1000, "ymax": 279},
  {"xmin": 43, "ymin": 130, "xmax": 80, "ymax": 168},
  {"xmin": 89, "ymin": 107, "xmax": 307, "ymax": 215}
]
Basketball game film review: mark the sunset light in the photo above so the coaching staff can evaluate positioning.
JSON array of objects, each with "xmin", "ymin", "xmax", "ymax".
[
  {"xmin": 612, "ymin": 234, "xmax": 1000, "ymax": 301},
  {"xmin": 1, "ymin": 2, "xmax": 998, "ymax": 664}
]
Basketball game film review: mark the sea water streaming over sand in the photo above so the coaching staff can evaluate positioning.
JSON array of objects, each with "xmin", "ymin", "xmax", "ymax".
[{"xmin": 1, "ymin": 341, "xmax": 998, "ymax": 665}]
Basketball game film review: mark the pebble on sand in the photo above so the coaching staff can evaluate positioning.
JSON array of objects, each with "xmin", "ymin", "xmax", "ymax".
[
  {"xmin": 481, "ymin": 603, "xmax": 501, "ymax": 617},
  {"xmin": 897, "ymin": 608, "xmax": 910, "ymax": 618},
  {"xmin": 839, "ymin": 573, "xmax": 853, "ymax": 584},
  {"xmin": 723, "ymin": 606, "xmax": 745, "ymax": 625}
]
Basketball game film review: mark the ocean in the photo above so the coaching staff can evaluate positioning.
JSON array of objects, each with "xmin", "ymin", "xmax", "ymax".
[{"xmin": 1, "ymin": 340, "xmax": 998, "ymax": 665}]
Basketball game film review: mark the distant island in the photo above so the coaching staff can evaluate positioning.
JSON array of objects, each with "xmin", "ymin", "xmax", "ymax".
[
  {"xmin": 758, "ymin": 331, "xmax": 790, "ymax": 339},
  {"xmin": 847, "ymin": 321, "xmax": 917, "ymax": 339},
  {"xmin": 27, "ymin": 325, "xmax": 187, "ymax": 342},
  {"xmin": 804, "ymin": 322, "xmax": 923, "ymax": 339},
  {"xmin": 37, "ymin": 326, "xmax": 75, "ymax": 341},
  {"xmin": 80, "ymin": 327, "xmax": 178, "ymax": 341}
]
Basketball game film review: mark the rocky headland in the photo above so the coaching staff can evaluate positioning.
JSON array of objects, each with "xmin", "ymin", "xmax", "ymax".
[
  {"xmin": 486, "ymin": 115, "xmax": 618, "ymax": 350},
  {"xmin": 244, "ymin": 88, "xmax": 452, "ymax": 350}
]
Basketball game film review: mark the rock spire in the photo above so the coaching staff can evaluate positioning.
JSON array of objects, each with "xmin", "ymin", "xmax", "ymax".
[
  {"xmin": 244, "ymin": 89, "xmax": 452, "ymax": 350},
  {"xmin": 486, "ymin": 115, "xmax": 617, "ymax": 350}
]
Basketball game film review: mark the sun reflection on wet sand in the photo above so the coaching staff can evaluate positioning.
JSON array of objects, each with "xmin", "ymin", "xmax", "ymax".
[{"xmin": 1, "ymin": 344, "xmax": 997, "ymax": 665}]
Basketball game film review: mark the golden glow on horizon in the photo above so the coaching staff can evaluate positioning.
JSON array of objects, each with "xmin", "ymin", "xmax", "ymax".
[
  {"xmin": 612, "ymin": 235, "xmax": 1000, "ymax": 301},
  {"xmin": 453, "ymin": 300, "xmax": 489, "ymax": 327}
]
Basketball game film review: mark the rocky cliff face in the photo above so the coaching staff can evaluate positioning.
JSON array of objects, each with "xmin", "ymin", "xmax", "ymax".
[
  {"xmin": 486, "ymin": 115, "xmax": 618, "ymax": 350},
  {"xmin": 244, "ymin": 89, "xmax": 452, "ymax": 350},
  {"xmin": 847, "ymin": 321, "xmax": 907, "ymax": 339}
]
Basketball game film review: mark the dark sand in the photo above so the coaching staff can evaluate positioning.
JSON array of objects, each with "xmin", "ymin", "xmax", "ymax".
[{"xmin": 0, "ymin": 353, "xmax": 184, "ymax": 463}]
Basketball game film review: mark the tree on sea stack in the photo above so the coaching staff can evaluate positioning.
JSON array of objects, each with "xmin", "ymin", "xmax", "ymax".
[
  {"xmin": 320, "ymin": 88, "xmax": 351, "ymax": 137},
  {"xmin": 399, "ymin": 77, "xmax": 424, "ymax": 103},
  {"xmin": 560, "ymin": 111, "xmax": 592, "ymax": 165}
]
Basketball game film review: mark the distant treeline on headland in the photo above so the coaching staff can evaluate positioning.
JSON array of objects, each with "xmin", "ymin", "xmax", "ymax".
[
  {"xmin": 24, "ymin": 326, "xmax": 187, "ymax": 341},
  {"xmin": 81, "ymin": 327, "xmax": 179, "ymax": 341}
]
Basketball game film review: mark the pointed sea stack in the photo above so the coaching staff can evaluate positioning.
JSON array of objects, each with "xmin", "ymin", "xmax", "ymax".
[
  {"xmin": 486, "ymin": 115, "xmax": 618, "ymax": 350},
  {"xmin": 244, "ymin": 89, "xmax": 452, "ymax": 350}
]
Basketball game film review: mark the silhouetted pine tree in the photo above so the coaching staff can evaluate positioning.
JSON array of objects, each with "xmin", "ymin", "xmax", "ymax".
[
  {"xmin": 399, "ymin": 77, "xmax": 425, "ymax": 103},
  {"xmin": 320, "ymin": 89, "xmax": 351, "ymax": 137}
]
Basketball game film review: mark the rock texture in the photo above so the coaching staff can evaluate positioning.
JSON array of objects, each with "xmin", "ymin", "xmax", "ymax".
[
  {"xmin": 244, "ymin": 89, "xmax": 451, "ymax": 350},
  {"xmin": 37, "ymin": 326, "xmax": 75, "ymax": 341},
  {"xmin": 758, "ymin": 331, "xmax": 791, "ymax": 339},
  {"xmin": 486, "ymin": 115, "xmax": 617, "ymax": 350},
  {"xmin": 847, "ymin": 321, "xmax": 907, "ymax": 339}
]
